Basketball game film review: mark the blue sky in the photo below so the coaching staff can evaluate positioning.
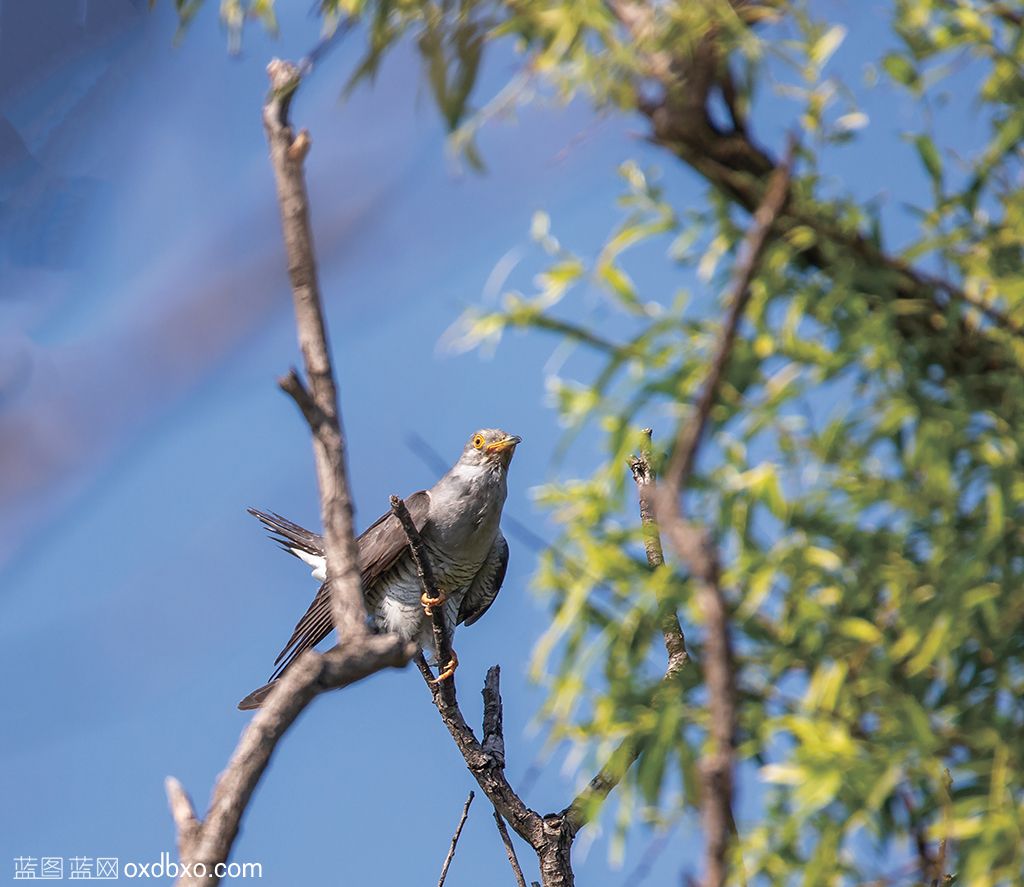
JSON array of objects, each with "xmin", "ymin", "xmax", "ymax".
[{"xmin": 0, "ymin": 1, "xmax": 988, "ymax": 884}]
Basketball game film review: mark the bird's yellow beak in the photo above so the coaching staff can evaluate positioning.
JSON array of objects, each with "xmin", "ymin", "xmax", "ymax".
[{"xmin": 486, "ymin": 434, "xmax": 522, "ymax": 454}]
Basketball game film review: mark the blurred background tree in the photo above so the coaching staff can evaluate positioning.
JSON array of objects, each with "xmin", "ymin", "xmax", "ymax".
[{"xmin": 175, "ymin": 1, "xmax": 1024, "ymax": 883}]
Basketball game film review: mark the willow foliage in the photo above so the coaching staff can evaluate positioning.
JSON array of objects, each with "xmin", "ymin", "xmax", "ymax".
[{"xmin": 180, "ymin": 1, "xmax": 1024, "ymax": 882}]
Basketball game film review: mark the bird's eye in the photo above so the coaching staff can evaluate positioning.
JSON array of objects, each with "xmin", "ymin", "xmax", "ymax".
[{"xmin": 472, "ymin": 434, "xmax": 485, "ymax": 450}]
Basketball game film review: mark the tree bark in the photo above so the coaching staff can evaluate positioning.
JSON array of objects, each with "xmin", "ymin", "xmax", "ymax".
[{"xmin": 164, "ymin": 59, "xmax": 415, "ymax": 887}]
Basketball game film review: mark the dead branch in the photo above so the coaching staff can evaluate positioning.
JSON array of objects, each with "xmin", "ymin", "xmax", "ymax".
[
  {"xmin": 165, "ymin": 777, "xmax": 200, "ymax": 861},
  {"xmin": 397, "ymin": 425, "xmax": 702, "ymax": 885},
  {"xmin": 564, "ymin": 429, "xmax": 688, "ymax": 833},
  {"xmin": 631, "ymin": 428, "xmax": 688, "ymax": 675},
  {"xmin": 493, "ymin": 807, "xmax": 530, "ymax": 887},
  {"xmin": 384, "ymin": 512, "xmax": 571, "ymax": 886},
  {"xmin": 164, "ymin": 59, "xmax": 416, "ymax": 887},
  {"xmin": 438, "ymin": 791, "xmax": 475, "ymax": 887},
  {"xmin": 391, "ymin": 494, "xmax": 456, "ymax": 705},
  {"xmin": 264, "ymin": 57, "xmax": 366, "ymax": 639},
  {"xmin": 418, "ymin": 659, "xmax": 548, "ymax": 863},
  {"xmin": 482, "ymin": 665, "xmax": 507, "ymax": 769}
]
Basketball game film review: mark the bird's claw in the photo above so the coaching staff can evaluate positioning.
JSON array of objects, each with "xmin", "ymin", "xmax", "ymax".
[
  {"xmin": 421, "ymin": 588, "xmax": 447, "ymax": 616},
  {"xmin": 430, "ymin": 651, "xmax": 459, "ymax": 684}
]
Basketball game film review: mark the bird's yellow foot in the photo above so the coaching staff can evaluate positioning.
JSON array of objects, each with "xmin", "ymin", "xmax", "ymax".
[
  {"xmin": 421, "ymin": 588, "xmax": 447, "ymax": 616},
  {"xmin": 430, "ymin": 651, "xmax": 460, "ymax": 684}
]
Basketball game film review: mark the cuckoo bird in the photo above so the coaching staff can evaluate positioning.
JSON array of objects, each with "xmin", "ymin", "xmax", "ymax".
[{"xmin": 238, "ymin": 428, "xmax": 520, "ymax": 710}]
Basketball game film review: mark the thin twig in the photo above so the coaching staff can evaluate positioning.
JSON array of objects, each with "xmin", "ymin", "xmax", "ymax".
[
  {"xmin": 482, "ymin": 665, "xmax": 507, "ymax": 769},
  {"xmin": 279, "ymin": 368, "xmax": 328, "ymax": 431},
  {"xmin": 631, "ymin": 428, "xmax": 688, "ymax": 675},
  {"xmin": 418, "ymin": 662, "xmax": 548, "ymax": 854},
  {"xmin": 438, "ymin": 791, "xmax": 476, "ymax": 887},
  {"xmin": 494, "ymin": 807, "xmax": 530, "ymax": 887},
  {"xmin": 390, "ymin": 495, "xmax": 456, "ymax": 705},
  {"xmin": 389, "ymin": 494, "xmax": 443, "ymax": 594},
  {"xmin": 390, "ymin": 506, "xmax": 545, "ymax": 837},
  {"xmin": 900, "ymin": 787, "xmax": 938, "ymax": 884},
  {"xmin": 566, "ymin": 739, "xmax": 642, "ymax": 833},
  {"xmin": 564, "ymin": 429, "xmax": 688, "ymax": 832},
  {"xmin": 415, "ymin": 652, "xmax": 437, "ymax": 684}
]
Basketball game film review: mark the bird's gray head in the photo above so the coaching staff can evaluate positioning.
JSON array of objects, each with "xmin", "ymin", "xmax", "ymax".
[{"xmin": 454, "ymin": 428, "xmax": 522, "ymax": 476}]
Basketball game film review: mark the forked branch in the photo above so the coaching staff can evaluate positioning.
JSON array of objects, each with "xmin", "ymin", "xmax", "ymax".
[
  {"xmin": 164, "ymin": 59, "xmax": 415, "ymax": 887},
  {"xmin": 264, "ymin": 58, "xmax": 366, "ymax": 639},
  {"xmin": 394, "ymin": 440, "xmax": 693, "ymax": 886}
]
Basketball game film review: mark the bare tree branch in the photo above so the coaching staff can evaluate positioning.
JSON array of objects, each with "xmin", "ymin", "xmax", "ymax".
[
  {"xmin": 165, "ymin": 59, "xmax": 416, "ymax": 886},
  {"xmin": 279, "ymin": 367, "xmax": 328, "ymax": 432},
  {"xmin": 631, "ymin": 428, "xmax": 688, "ymax": 676},
  {"xmin": 387, "ymin": 511, "xmax": 573, "ymax": 885},
  {"xmin": 419, "ymin": 660, "xmax": 546, "ymax": 857},
  {"xmin": 264, "ymin": 57, "xmax": 366, "ymax": 640},
  {"xmin": 165, "ymin": 777, "xmax": 200, "ymax": 861},
  {"xmin": 653, "ymin": 138, "xmax": 795, "ymax": 887},
  {"xmin": 482, "ymin": 665, "xmax": 507, "ymax": 769},
  {"xmin": 438, "ymin": 791, "xmax": 475, "ymax": 887},
  {"xmin": 397, "ymin": 426, "xmax": 699, "ymax": 885},
  {"xmin": 563, "ymin": 428, "xmax": 688, "ymax": 833},
  {"xmin": 494, "ymin": 807, "xmax": 530, "ymax": 887}
]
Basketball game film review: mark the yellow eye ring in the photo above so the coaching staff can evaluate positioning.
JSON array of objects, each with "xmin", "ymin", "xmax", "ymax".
[{"xmin": 472, "ymin": 434, "xmax": 485, "ymax": 450}]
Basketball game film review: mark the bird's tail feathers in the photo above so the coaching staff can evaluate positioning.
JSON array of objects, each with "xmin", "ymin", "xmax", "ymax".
[{"xmin": 247, "ymin": 507, "xmax": 324, "ymax": 558}]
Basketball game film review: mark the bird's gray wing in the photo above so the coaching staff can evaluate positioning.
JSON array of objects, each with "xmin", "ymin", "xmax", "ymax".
[
  {"xmin": 357, "ymin": 490, "xmax": 431, "ymax": 588},
  {"xmin": 457, "ymin": 530, "xmax": 509, "ymax": 627},
  {"xmin": 251, "ymin": 491, "xmax": 432, "ymax": 693}
]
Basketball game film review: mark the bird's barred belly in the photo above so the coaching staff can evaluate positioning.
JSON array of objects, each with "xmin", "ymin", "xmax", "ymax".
[{"xmin": 366, "ymin": 542, "xmax": 484, "ymax": 650}]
